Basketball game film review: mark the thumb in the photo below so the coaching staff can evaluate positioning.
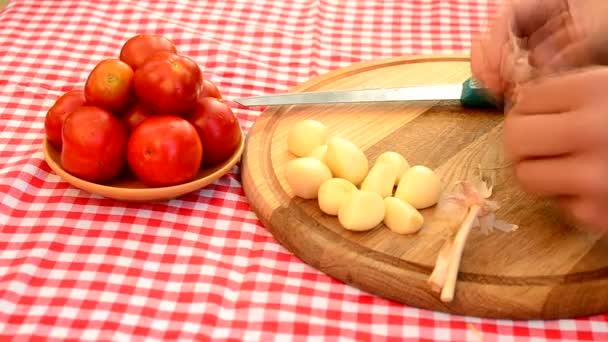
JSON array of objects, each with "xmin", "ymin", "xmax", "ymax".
[{"xmin": 471, "ymin": 38, "xmax": 505, "ymax": 97}]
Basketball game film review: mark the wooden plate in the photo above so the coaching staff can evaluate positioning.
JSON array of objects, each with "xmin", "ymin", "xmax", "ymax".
[
  {"xmin": 241, "ymin": 55, "xmax": 608, "ymax": 319},
  {"xmin": 43, "ymin": 127, "xmax": 245, "ymax": 202}
]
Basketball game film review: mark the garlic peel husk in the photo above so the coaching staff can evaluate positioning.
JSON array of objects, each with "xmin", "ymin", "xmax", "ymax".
[{"xmin": 435, "ymin": 180, "xmax": 517, "ymax": 234}]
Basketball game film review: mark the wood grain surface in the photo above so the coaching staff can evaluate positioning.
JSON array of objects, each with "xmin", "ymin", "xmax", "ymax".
[{"xmin": 241, "ymin": 55, "xmax": 608, "ymax": 319}]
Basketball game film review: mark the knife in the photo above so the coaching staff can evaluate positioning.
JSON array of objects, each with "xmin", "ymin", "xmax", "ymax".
[{"xmin": 234, "ymin": 77, "xmax": 499, "ymax": 108}]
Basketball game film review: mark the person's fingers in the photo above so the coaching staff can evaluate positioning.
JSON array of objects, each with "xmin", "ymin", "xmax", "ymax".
[
  {"xmin": 498, "ymin": 40, "xmax": 516, "ymax": 93},
  {"xmin": 512, "ymin": 154, "xmax": 601, "ymax": 197},
  {"xmin": 471, "ymin": 7, "xmax": 513, "ymax": 97},
  {"xmin": 481, "ymin": 7, "xmax": 511, "ymax": 73},
  {"xmin": 470, "ymin": 35, "xmax": 485, "ymax": 78},
  {"xmin": 512, "ymin": 67, "xmax": 608, "ymax": 114},
  {"xmin": 512, "ymin": 0, "xmax": 568, "ymax": 38},
  {"xmin": 471, "ymin": 36, "xmax": 504, "ymax": 97},
  {"xmin": 511, "ymin": 76, "xmax": 582, "ymax": 114},
  {"xmin": 528, "ymin": 21, "xmax": 574, "ymax": 68},
  {"xmin": 557, "ymin": 195, "xmax": 608, "ymax": 232},
  {"xmin": 525, "ymin": 10, "xmax": 592, "ymax": 72},
  {"xmin": 526, "ymin": 11, "xmax": 571, "ymax": 52},
  {"xmin": 545, "ymin": 40, "xmax": 595, "ymax": 72},
  {"xmin": 503, "ymin": 111, "xmax": 578, "ymax": 161}
]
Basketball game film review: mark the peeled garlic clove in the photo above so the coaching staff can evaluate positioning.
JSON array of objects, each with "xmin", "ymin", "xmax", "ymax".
[
  {"xmin": 325, "ymin": 137, "xmax": 368, "ymax": 186},
  {"xmin": 360, "ymin": 162, "xmax": 396, "ymax": 198},
  {"xmin": 395, "ymin": 165, "xmax": 442, "ymax": 209},
  {"xmin": 383, "ymin": 197, "xmax": 424, "ymax": 234},
  {"xmin": 287, "ymin": 119, "xmax": 328, "ymax": 157},
  {"xmin": 376, "ymin": 151, "xmax": 409, "ymax": 185},
  {"xmin": 308, "ymin": 144, "xmax": 328, "ymax": 165},
  {"xmin": 318, "ymin": 178, "xmax": 358, "ymax": 216},
  {"xmin": 338, "ymin": 190, "xmax": 385, "ymax": 231},
  {"xmin": 284, "ymin": 157, "xmax": 332, "ymax": 199}
]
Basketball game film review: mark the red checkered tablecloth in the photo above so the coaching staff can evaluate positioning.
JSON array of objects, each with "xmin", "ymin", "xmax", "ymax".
[{"xmin": 1, "ymin": 0, "xmax": 608, "ymax": 341}]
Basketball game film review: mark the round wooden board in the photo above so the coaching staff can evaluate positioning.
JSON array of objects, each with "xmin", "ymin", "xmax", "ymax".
[{"xmin": 241, "ymin": 55, "xmax": 608, "ymax": 320}]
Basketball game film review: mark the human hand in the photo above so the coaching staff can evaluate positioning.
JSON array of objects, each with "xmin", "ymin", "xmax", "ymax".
[
  {"xmin": 516, "ymin": 1, "xmax": 608, "ymax": 72},
  {"xmin": 470, "ymin": 0, "xmax": 555, "ymax": 101},
  {"xmin": 503, "ymin": 67, "xmax": 608, "ymax": 233},
  {"xmin": 470, "ymin": 3, "xmax": 518, "ymax": 100},
  {"xmin": 471, "ymin": 0, "xmax": 608, "ymax": 100}
]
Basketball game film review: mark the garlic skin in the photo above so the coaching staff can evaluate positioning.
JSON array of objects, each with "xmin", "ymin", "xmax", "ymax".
[{"xmin": 429, "ymin": 179, "xmax": 519, "ymax": 303}]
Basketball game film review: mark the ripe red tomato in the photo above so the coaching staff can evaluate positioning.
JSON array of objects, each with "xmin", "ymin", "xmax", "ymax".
[
  {"xmin": 186, "ymin": 98, "xmax": 241, "ymax": 167},
  {"xmin": 44, "ymin": 90, "xmax": 86, "ymax": 150},
  {"xmin": 199, "ymin": 79, "xmax": 222, "ymax": 100},
  {"xmin": 127, "ymin": 115, "xmax": 203, "ymax": 187},
  {"xmin": 84, "ymin": 59, "xmax": 134, "ymax": 113},
  {"xmin": 61, "ymin": 106, "xmax": 129, "ymax": 183},
  {"xmin": 133, "ymin": 52, "xmax": 202, "ymax": 116},
  {"xmin": 119, "ymin": 34, "xmax": 177, "ymax": 70},
  {"xmin": 123, "ymin": 102, "xmax": 152, "ymax": 131}
]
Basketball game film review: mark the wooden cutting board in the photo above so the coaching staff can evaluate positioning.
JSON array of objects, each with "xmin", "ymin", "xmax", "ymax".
[{"xmin": 240, "ymin": 55, "xmax": 608, "ymax": 320}]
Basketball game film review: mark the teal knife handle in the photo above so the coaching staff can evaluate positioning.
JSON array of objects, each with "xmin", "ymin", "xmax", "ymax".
[{"xmin": 460, "ymin": 77, "xmax": 498, "ymax": 108}]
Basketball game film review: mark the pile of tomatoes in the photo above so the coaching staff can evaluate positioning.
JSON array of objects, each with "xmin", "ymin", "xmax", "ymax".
[{"xmin": 44, "ymin": 34, "xmax": 242, "ymax": 187}]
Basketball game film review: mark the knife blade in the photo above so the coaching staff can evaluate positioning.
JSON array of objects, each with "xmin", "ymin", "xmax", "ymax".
[{"xmin": 234, "ymin": 77, "xmax": 498, "ymax": 108}]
